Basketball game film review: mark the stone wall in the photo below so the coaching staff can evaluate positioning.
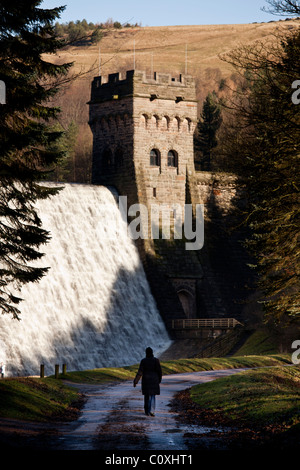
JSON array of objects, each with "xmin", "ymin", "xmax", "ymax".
[
  {"xmin": 189, "ymin": 171, "xmax": 254, "ymax": 322},
  {"xmin": 133, "ymin": 93, "xmax": 197, "ymax": 212},
  {"xmin": 193, "ymin": 171, "xmax": 248, "ymax": 216}
]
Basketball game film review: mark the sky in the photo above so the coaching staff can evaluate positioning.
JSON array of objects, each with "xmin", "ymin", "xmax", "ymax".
[{"xmin": 41, "ymin": 0, "xmax": 289, "ymax": 27}]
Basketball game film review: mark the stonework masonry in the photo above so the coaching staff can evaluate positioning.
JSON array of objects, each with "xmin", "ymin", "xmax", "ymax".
[
  {"xmin": 89, "ymin": 70, "xmax": 254, "ymax": 333},
  {"xmin": 89, "ymin": 70, "xmax": 197, "ymax": 212}
]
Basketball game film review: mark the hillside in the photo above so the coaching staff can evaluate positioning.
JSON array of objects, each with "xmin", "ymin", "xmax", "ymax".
[
  {"xmin": 52, "ymin": 19, "xmax": 299, "ymax": 98},
  {"xmin": 45, "ymin": 19, "xmax": 299, "ymax": 182}
]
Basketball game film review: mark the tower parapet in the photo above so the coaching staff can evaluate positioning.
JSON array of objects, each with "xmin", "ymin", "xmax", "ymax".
[{"xmin": 90, "ymin": 70, "xmax": 197, "ymax": 104}]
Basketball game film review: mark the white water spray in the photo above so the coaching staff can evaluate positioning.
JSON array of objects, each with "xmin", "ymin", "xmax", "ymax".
[{"xmin": 0, "ymin": 184, "xmax": 171, "ymax": 376}]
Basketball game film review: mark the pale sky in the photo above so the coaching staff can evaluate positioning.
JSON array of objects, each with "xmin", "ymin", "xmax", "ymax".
[{"xmin": 41, "ymin": 0, "xmax": 289, "ymax": 26}]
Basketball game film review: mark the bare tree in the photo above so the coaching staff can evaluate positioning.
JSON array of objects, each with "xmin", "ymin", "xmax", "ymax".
[{"xmin": 262, "ymin": 0, "xmax": 300, "ymax": 16}]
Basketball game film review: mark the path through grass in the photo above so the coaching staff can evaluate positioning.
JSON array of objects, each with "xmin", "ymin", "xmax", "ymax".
[{"xmin": 0, "ymin": 354, "xmax": 292, "ymax": 422}]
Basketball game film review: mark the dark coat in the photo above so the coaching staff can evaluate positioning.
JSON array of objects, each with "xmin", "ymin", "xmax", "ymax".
[{"xmin": 134, "ymin": 356, "xmax": 162, "ymax": 396}]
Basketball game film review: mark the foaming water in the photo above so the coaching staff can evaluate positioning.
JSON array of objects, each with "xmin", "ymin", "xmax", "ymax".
[{"xmin": 0, "ymin": 184, "xmax": 171, "ymax": 376}]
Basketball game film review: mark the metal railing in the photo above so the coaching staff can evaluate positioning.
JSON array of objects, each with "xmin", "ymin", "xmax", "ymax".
[{"xmin": 171, "ymin": 318, "xmax": 242, "ymax": 330}]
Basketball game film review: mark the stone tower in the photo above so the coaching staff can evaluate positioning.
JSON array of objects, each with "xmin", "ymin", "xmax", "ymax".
[
  {"xmin": 88, "ymin": 70, "xmax": 201, "ymax": 327},
  {"xmin": 89, "ymin": 70, "xmax": 197, "ymax": 211},
  {"xmin": 88, "ymin": 69, "xmax": 253, "ymax": 330}
]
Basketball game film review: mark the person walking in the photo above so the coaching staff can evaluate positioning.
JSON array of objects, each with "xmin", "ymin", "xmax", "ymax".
[{"xmin": 133, "ymin": 347, "xmax": 162, "ymax": 416}]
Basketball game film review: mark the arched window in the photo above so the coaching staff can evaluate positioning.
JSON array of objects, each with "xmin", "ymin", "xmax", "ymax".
[
  {"xmin": 167, "ymin": 150, "xmax": 178, "ymax": 168},
  {"xmin": 150, "ymin": 149, "xmax": 160, "ymax": 166}
]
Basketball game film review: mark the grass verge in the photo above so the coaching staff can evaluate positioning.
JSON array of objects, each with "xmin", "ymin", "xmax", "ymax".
[
  {"xmin": 189, "ymin": 365, "xmax": 300, "ymax": 431},
  {"xmin": 0, "ymin": 377, "xmax": 81, "ymax": 422},
  {"xmin": 59, "ymin": 354, "xmax": 291, "ymax": 383},
  {"xmin": 0, "ymin": 354, "xmax": 292, "ymax": 423}
]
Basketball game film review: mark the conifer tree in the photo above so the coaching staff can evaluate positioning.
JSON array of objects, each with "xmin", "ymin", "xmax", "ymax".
[
  {"xmin": 0, "ymin": 1, "xmax": 73, "ymax": 318},
  {"xmin": 221, "ymin": 27, "xmax": 300, "ymax": 325},
  {"xmin": 49, "ymin": 120, "xmax": 78, "ymax": 181},
  {"xmin": 194, "ymin": 92, "xmax": 222, "ymax": 170}
]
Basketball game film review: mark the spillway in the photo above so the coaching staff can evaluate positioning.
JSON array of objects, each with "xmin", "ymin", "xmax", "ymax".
[{"xmin": 0, "ymin": 183, "xmax": 171, "ymax": 376}]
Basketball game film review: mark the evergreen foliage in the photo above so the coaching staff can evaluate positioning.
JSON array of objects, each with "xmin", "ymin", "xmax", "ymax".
[
  {"xmin": 90, "ymin": 27, "xmax": 103, "ymax": 44},
  {"xmin": 0, "ymin": 1, "xmax": 73, "ymax": 318},
  {"xmin": 53, "ymin": 18, "xmax": 140, "ymax": 45},
  {"xmin": 194, "ymin": 91, "xmax": 222, "ymax": 170},
  {"xmin": 221, "ymin": 27, "xmax": 300, "ymax": 325},
  {"xmin": 49, "ymin": 120, "xmax": 78, "ymax": 181}
]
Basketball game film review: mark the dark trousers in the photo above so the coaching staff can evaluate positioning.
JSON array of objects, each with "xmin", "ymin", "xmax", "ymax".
[{"xmin": 144, "ymin": 394, "xmax": 156, "ymax": 415}]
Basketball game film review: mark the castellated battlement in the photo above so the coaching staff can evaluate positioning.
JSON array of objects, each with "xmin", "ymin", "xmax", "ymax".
[{"xmin": 90, "ymin": 69, "xmax": 197, "ymax": 104}]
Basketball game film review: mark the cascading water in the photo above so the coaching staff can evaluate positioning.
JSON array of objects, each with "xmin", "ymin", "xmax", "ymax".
[{"xmin": 0, "ymin": 183, "xmax": 171, "ymax": 376}]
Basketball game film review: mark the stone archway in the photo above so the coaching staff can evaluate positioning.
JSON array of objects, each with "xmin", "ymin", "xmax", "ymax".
[{"xmin": 177, "ymin": 289, "xmax": 195, "ymax": 319}]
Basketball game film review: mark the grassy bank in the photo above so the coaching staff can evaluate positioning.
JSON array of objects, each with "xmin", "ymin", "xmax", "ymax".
[
  {"xmin": 0, "ymin": 354, "xmax": 292, "ymax": 422},
  {"xmin": 189, "ymin": 365, "xmax": 300, "ymax": 431},
  {"xmin": 60, "ymin": 354, "xmax": 291, "ymax": 384},
  {"xmin": 0, "ymin": 377, "xmax": 80, "ymax": 422},
  {"xmin": 232, "ymin": 329, "xmax": 280, "ymax": 356}
]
